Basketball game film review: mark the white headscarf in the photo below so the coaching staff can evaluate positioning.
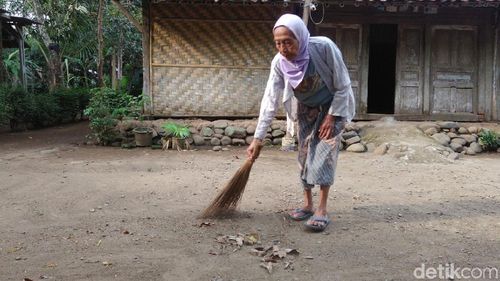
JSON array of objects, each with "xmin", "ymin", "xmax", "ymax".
[{"xmin": 273, "ymin": 14, "xmax": 310, "ymax": 89}]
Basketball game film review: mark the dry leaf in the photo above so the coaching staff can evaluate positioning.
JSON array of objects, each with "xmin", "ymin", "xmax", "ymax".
[
  {"xmin": 198, "ymin": 222, "xmax": 214, "ymax": 227},
  {"xmin": 46, "ymin": 263, "xmax": 57, "ymax": 268},
  {"xmin": 208, "ymin": 250, "xmax": 219, "ymax": 256},
  {"xmin": 7, "ymin": 247, "xmax": 22, "ymax": 253},
  {"xmin": 284, "ymin": 262, "xmax": 292, "ymax": 269},
  {"xmin": 244, "ymin": 233, "xmax": 259, "ymax": 245},
  {"xmin": 304, "ymin": 256, "xmax": 314, "ymax": 259},
  {"xmin": 96, "ymin": 239, "xmax": 102, "ymax": 247},
  {"xmin": 285, "ymin": 248, "xmax": 300, "ymax": 255},
  {"xmin": 23, "ymin": 278, "xmax": 33, "ymax": 281},
  {"xmin": 102, "ymin": 261, "xmax": 112, "ymax": 266},
  {"xmin": 123, "ymin": 230, "xmax": 130, "ymax": 235},
  {"xmin": 260, "ymin": 262, "xmax": 273, "ymax": 274}
]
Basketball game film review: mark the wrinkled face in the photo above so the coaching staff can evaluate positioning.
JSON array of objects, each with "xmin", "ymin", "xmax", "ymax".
[{"xmin": 273, "ymin": 26, "xmax": 299, "ymax": 61}]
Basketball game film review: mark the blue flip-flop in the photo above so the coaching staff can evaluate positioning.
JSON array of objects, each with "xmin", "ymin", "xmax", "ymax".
[
  {"xmin": 288, "ymin": 208, "xmax": 314, "ymax": 221},
  {"xmin": 304, "ymin": 215, "xmax": 330, "ymax": 232}
]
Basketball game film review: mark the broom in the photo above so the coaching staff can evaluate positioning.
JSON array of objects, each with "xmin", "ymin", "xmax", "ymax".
[{"xmin": 200, "ymin": 159, "xmax": 254, "ymax": 218}]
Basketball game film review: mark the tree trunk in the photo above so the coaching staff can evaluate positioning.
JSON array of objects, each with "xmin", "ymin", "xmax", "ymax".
[
  {"xmin": 111, "ymin": 52, "xmax": 117, "ymax": 90},
  {"xmin": 0, "ymin": 21, "xmax": 7, "ymax": 83},
  {"xmin": 97, "ymin": 0, "xmax": 105, "ymax": 87},
  {"xmin": 28, "ymin": 0, "xmax": 62, "ymax": 91}
]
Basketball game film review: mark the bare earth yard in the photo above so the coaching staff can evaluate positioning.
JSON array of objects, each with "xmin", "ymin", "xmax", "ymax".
[{"xmin": 0, "ymin": 121, "xmax": 499, "ymax": 281}]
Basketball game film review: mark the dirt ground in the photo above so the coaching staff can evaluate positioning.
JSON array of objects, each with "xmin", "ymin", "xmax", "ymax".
[{"xmin": 0, "ymin": 121, "xmax": 499, "ymax": 281}]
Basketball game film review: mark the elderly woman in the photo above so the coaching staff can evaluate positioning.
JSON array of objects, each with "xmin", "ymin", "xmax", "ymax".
[{"xmin": 247, "ymin": 14, "xmax": 355, "ymax": 232}]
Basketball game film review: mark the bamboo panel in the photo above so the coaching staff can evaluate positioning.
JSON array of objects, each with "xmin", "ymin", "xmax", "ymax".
[
  {"xmin": 152, "ymin": 19, "xmax": 275, "ymax": 67},
  {"xmin": 152, "ymin": 66, "xmax": 287, "ymax": 116}
]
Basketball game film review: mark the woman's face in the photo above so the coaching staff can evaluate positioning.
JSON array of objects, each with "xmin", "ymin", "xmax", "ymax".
[{"xmin": 273, "ymin": 26, "xmax": 299, "ymax": 61}]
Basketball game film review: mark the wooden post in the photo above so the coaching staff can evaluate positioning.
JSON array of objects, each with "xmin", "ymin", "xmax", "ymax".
[
  {"xmin": 302, "ymin": 0, "xmax": 312, "ymax": 26},
  {"xmin": 142, "ymin": 0, "xmax": 152, "ymax": 114}
]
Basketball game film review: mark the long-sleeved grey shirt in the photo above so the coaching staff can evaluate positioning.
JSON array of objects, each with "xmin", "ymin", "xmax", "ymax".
[{"xmin": 254, "ymin": 36, "xmax": 356, "ymax": 140}]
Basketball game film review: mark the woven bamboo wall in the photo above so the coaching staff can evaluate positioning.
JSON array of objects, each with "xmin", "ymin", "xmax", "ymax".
[{"xmin": 150, "ymin": 3, "xmax": 288, "ymax": 117}]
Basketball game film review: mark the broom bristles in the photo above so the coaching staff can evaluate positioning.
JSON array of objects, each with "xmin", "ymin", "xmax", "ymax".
[{"xmin": 200, "ymin": 159, "xmax": 254, "ymax": 218}]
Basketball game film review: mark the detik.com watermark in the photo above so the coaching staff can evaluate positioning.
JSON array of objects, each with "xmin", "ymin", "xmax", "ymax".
[{"xmin": 414, "ymin": 263, "xmax": 499, "ymax": 280}]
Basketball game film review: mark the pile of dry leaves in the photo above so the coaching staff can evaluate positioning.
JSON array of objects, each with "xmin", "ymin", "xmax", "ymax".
[{"xmin": 212, "ymin": 233, "xmax": 300, "ymax": 274}]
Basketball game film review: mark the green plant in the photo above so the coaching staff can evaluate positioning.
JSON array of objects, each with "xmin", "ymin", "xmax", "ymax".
[
  {"xmin": 0, "ymin": 85, "xmax": 13, "ymax": 125},
  {"xmin": 479, "ymin": 130, "xmax": 500, "ymax": 151},
  {"xmin": 84, "ymin": 87, "xmax": 144, "ymax": 145},
  {"xmin": 162, "ymin": 122, "xmax": 191, "ymax": 139},
  {"xmin": 161, "ymin": 122, "xmax": 191, "ymax": 151}
]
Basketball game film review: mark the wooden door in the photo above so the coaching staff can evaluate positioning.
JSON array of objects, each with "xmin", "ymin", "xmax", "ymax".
[
  {"xmin": 316, "ymin": 24, "xmax": 362, "ymax": 112},
  {"xmin": 430, "ymin": 26, "xmax": 478, "ymax": 115},
  {"xmin": 395, "ymin": 25, "xmax": 424, "ymax": 114}
]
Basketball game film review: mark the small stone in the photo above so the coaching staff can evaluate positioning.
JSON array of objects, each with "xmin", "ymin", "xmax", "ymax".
[
  {"xmin": 245, "ymin": 136, "xmax": 254, "ymax": 145},
  {"xmin": 344, "ymin": 122, "xmax": 360, "ymax": 132},
  {"xmin": 210, "ymin": 138, "xmax": 221, "ymax": 146},
  {"xmin": 271, "ymin": 123, "xmax": 281, "ymax": 130},
  {"xmin": 232, "ymin": 138, "xmax": 246, "ymax": 146},
  {"xmin": 214, "ymin": 129, "xmax": 224, "ymax": 135},
  {"xmin": 451, "ymin": 137, "xmax": 467, "ymax": 146},
  {"xmin": 346, "ymin": 136, "xmax": 361, "ymax": 146},
  {"xmin": 192, "ymin": 134, "xmax": 205, "ymax": 146},
  {"xmin": 342, "ymin": 131, "xmax": 358, "ymax": 140},
  {"xmin": 431, "ymin": 133, "xmax": 451, "ymax": 146},
  {"xmin": 212, "ymin": 120, "xmax": 229, "ymax": 129},
  {"xmin": 220, "ymin": 136, "xmax": 232, "ymax": 146},
  {"xmin": 468, "ymin": 126, "xmax": 479, "ymax": 134},
  {"xmin": 189, "ymin": 127, "xmax": 199, "ymax": 134},
  {"xmin": 213, "ymin": 133, "xmax": 223, "ymax": 139},
  {"xmin": 346, "ymin": 143, "xmax": 366, "ymax": 152},
  {"xmin": 437, "ymin": 121, "xmax": 460, "ymax": 129},
  {"xmin": 418, "ymin": 123, "xmax": 439, "ymax": 132},
  {"xmin": 265, "ymin": 133, "xmax": 272, "ymax": 139},
  {"xmin": 246, "ymin": 125, "xmax": 256, "ymax": 135},
  {"xmin": 448, "ymin": 152, "xmax": 460, "ymax": 160},
  {"xmin": 263, "ymin": 139, "xmax": 273, "ymax": 146},
  {"xmin": 461, "ymin": 134, "xmax": 477, "ymax": 144},
  {"xmin": 424, "ymin": 127, "xmax": 438, "ymax": 136},
  {"xmin": 222, "ymin": 147, "xmax": 230, "ymax": 151},
  {"xmin": 271, "ymin": 130, "xmax": 285, "ymax": 138},
  {"xmin": 469, "ymin": 142, "xmax": 482, "ymax": 153},
  {"xmin": 450, "ymin": 142, "xmax": 464, "ymax": 153},
  {"xmin": 201, "ymin": 127, "xmax": 214, "ymax": 137},
  {"xmin": 89, "ymin": 209, "xmax": 96, "ymax": 213},
  {"xmin": 225, "ymin": 126, "xmax": 247, "ymax": 138},
  {"xmin": 447, "ymin": 132, "xmax": 459, "ymax": 139},
  {"xmin": 272, "ymin": 138, "xmax": 282, "ymax": 145},
  {"xmin": 465, "ymin": 147, "xmax": 476, "ymax": 155},
  {"xmin": 458, "ymin": 127, "xmax": 469, "ymax": 134},
  {"xmin": 212, "ymin": 146, "xmax": 222, "ymax": 151},
  {"xmin": 374, "ymin": 143, "xmax": 389, "ymax": 155}
]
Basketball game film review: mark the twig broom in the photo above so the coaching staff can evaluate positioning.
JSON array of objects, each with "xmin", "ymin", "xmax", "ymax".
[{"xmin": 200, "ymin": 159, "xmax": 254, "ymax": 218}]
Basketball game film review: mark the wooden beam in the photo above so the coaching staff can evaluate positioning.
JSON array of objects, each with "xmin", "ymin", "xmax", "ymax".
[{"xmin": 111, "ymin": 0, "xmax": 145, "ymax": 34}]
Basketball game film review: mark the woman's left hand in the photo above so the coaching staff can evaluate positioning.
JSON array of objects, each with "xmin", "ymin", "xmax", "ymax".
[{"xmin": 318, "ymin": 114, "xmax": 336, "ymax": 140}]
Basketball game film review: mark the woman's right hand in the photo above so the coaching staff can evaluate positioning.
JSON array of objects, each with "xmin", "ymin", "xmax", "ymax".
[{"xmin": 246, "ymin": 139, "xmax": 263, "ymax": 161}]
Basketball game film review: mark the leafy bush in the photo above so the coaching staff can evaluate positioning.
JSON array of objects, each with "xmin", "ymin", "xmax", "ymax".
[
  {"xmin": 162, "ymin": 122, "xmax": 191, "ymax": 139},
  {"xmin": 84, "ymin": 87, "xmax": 145, "ymax": 144},
  {"xmin": 0, "ymin": 85, "xmax": 13, "ymax": 125},
  {"xmin": 479, "ymin": 130, "xmax": 500, "ymax": 151},
  {"xmin": 30, "ymin": 93, "xmax": 60, "ymax": 127},
  {"xmin": 0, "ymin": 85, "xmax": 91, "ymax": 129}
]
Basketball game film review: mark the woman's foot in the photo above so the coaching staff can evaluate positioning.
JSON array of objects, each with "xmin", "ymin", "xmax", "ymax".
[
  {"xmin": 288, "ymin": 207, "xmax": 314, "ymax": 221},
  {"xmin": 304, "ymin": 209, "xmax": 330, "ymax": 231}
]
